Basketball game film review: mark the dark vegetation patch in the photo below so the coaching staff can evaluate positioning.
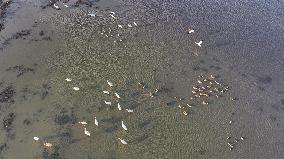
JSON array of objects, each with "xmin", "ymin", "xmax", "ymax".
[
  {"xmin": 241, "ymin": 73, "xmax": 247, "ymax": 78},
  {"xmin": 54, "ymin": 108, "xmax": 77, "ymax": 126},
  {"xmin": 255, "ymin": 106, "xmax": 263, "ymax": 113},
  {"xmin": 1, "ymin": 30, "xmax": 31, "ymax": 49},
  {"xmin": 166, "ymin": 101, "xmax": 176, "ymax": 107},
  {"xmin": 215, "ymin": 40, "xmax": 231, "ymax": 47},
  {"xmin": 271, "ymin": 104, "xmax": 284, "ymax": 112},
  {"xmin": 42, "ymin": 145, "xmax": 62, "ymax": 159},
  {"xmin": 281, "ymin": 99, "xmax": 284, "ymax": 105},
  {"xmin": 74, "ymin": 0, "xmax": 94, "ymax": 7},
  {"xmin": 195, "ymin": 148, "xmax": 206, "ymax": 156},
  {"xmin": 42, "ymin": 36, "xmax": 51, "ymax": 41},
  {"xmin": 0, "ymin": 0, "xmax": 12, "ymax": 31},
  {"xmin": 41, "ymin": 0, "xmax": 96, "ymax": 9},
  {"xmin": 3, "ymin": 112, "xmax": 15, "ymax": 136},
  {"xmin": 135, "ymin": 134, "xmax": 149, "ymax": 143},
  {"xmin": 0, "ymin": 86, "xmax": 15, "ymax": 103},
  {"xmin": 104, "ymin": 125, "xmax": 118, "ymax": 133},
  {"xmin": 45, "ymin": 130, "xmax": 77, "ymax": 144},
  {"xmin": 192, "ymin": 66, "xmax": 200, "ymax": 71},
  {"xmin": 41, "ymin": 83, "xmax": 51, "ymax": 100},
  {"xmin": 138, "ymin": 119, "xmax": 151, "ymax": 129},
  {"xmin": 19, "ymin": 83, "xmax": 50, "ymax": 101},
  {"xmin": 257, "ymin": 75, "xmax": 272, "ymax": 84},
  {"xmin": 258, "ymin": 86, "xmax": 265, "ymax": 91},
  {"xmin": 101, "ymin": 116, "xmax": 121, "ymax": 124},
  {"xmin": 12, "ymin": 30, "xmax": 31, "ymax": 39},
  {"xmin": 23, "ymin": 119, "xmax": 31, "ymax": 125},
  {"xmin": 3, "ymin": 113, "xmax": 15, "ymax": 129},
  {"xmin": 19, "ymin": 87, "xmax": 37, "ymax": 101},
  {"xmin": 6, "ymin": 65, "xmax": 34, "ymax": 77},
  {"xmin": 0, "ymin": 143, "xmax": 8, "ymax": 156},
  {"xmin": 269, "ymin": 114, "xmax": 277, "ymax": 122},
  {"xmin": 209, "ymin": 65, "xmax": 222, "ymax": 70},
  {"xmin": 39, "ymin": 30, "xmax": 44, "ymax": 36}
]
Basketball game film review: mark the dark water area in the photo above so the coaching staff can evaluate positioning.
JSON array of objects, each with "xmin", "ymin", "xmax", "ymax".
[{"xmin": 0, "ymin": 0, "xmax": 283, "ymax": 158}]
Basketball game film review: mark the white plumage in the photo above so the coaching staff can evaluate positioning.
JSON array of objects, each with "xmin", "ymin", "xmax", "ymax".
[
  {"xmin": 121, "ymin": 121, "xmax": 127, "ymax": 130},
  {"xmin": 73, "ymin": 87, "xmax": 80, "ymax": 91},
  {"xmin": 107, "ymin": 80, "xmax": 113, "ymax": 87},
  {"xmin": 118, "ymin": 138, "xmax": 127, "ymax": 144},
  {"xmin": 84, "ymin": 128, "xmax": 91, "ymax": 136},
  {"xmin": 115, "ymin": 92, "xmax": 120, "ymax": 98},
  {"xmin": 53, "ymin": 4, "xmax": 59, "ymax": 9},
  {"xmin": 195, "ymin": 41, "xmax": 203, "ymax": 47},
  {"xmin": 117, "ymin": 103, "xmax": 122, "ymax": 110},
  {"xmin": 126, "ymin": 109, "xmax": 133, "ymax": 113},
  {"xmin": 188, "ymin": 29, "xmax": 194, "ymax": 34},
  {"xmin": 105, "ymin": 101, "xmax": 112, "ymax": 105},
  {"xmin": 78, "ymin": 121, "xmax": 87, "ymax": 125},
  {"xmin": 94, "ymin": 117, "xmax": 98, "ymax": 126},
  {"xmin": 88, "ymin": 13, "xmax": 96, "ymax": 17},
  {"xmin": 103, "ymin": 91, "xmax": 110, "ymax": 94},
  {"xmin": 65, "ymin": 78, "xmax": 72, "ymax": 82}
]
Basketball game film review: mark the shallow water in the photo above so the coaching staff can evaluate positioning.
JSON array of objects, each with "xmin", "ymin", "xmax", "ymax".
[{"xmin": 0, "ymin": 0, "xmax": 283, "ymax": 159}]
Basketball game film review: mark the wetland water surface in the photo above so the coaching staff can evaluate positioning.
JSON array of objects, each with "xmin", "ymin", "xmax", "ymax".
[{"xmin": 0, "ymin": 0, "xmax": 283, "ymax": 159}]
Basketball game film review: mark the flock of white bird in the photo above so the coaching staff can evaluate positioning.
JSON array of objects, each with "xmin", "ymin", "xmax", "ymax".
[
  {"xmin": 34, "ymin": 2, "xmax": 205, "ymax": 149},
  {"xmin": 187, "ymin": 28, "xmax": 203, "ymax": 48},
  {"xmin": 71, "ymin": 78, "xmax": 129, "ymax": 145}
]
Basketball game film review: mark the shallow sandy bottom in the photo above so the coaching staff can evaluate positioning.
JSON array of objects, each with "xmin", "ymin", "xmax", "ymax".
[{"xmin": 0, "ymin": 0, "xmax": 283, "ymax": 159}]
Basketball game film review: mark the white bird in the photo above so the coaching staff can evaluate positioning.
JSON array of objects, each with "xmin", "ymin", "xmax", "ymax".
[
  {"xmin": 105, "ymin": 101, "xmax": 112, "ymax": 105},
  {"xmin": 118, "ymin": 25, "xmax": 123, "ymax": 28},
  {"xmin": 53, "ymin": 4, "xmax": 59, "ymax": 9},
  {"xmin": 133, "ymin": 22, "xmax": 137, "ymax": 26},
  {"xmin": 65, "ymin": 78, "xmax": 72, "ymax": 82},
  {"xmin": 115, "ymin": 92, "xmax": 120, "ymax": 98},
  {"xmin": 117, "ymin": 103, "xmax": 122, "ymax": 110},
  {"xmin": 43, "ymin": 142, "xmax": 53, "ymax": 147},
  {"xmin": 88, "ymin": 13, "xmax": 96, "ymax": 17},
  {"xmin": 188, "ymin": 29, "xmax": 194, "ymax": 34},
  {"xmin": 103, "ymin": 90, "xmax": 110, "ymax": 94},
  {"xmin": 63, "ymin": 4, "xmax": 68, "ymax": 7},
  {"xmin": 107, "ymin": 80, "xmax": 113, "ymax": 87},
  {"xmin": 94, "ymin": 117, "xmax": 98, "ymax": 126},
  {"xmin": 33, "ymin": 137, "xmax": 39, "ymax": 141},
  {"xmin": 73, "ymin": 87, "xmax": 80, "ymax": 91},
  {"xmin": 109, "ymin": 14, "xmax": 116, "ymax": 19},
  {"xmin": 121, "ymin": 121, "xmax": 127, "ymax": 130},
  {"xmin": 128, "ymin": 24, "xmax": 132, "ymax": 27},
  {"xmin": 84, "ymin": 128, "xmax": 91, "ymax": 136},
  {"xmin": 126, "ymin": 109, "xmax": 133, "ymax": 113},
  {"xmin": 187, "ymin": 104, "xmax": 192, "ymax": 107},
  {"xmin": 195, "ymin": 41, "xmax": 203, "ymax": 47},
  {"xmin": 118, "ymin": 138, "xmax": 127, "ymax": 144},
  {"xmin": 78, "ymin": 121, "xmax": 87, "ymax": 125}
]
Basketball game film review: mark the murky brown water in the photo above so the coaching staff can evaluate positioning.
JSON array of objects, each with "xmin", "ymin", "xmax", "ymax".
[{"xmin": 0, "ymin": 0, "xmax": 283, "ymax": 159}]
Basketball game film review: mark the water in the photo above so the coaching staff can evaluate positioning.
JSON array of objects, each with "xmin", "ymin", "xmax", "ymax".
[{"xmin": 0, "ymin": 0, "xmax": 283, "ymax": 158}]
